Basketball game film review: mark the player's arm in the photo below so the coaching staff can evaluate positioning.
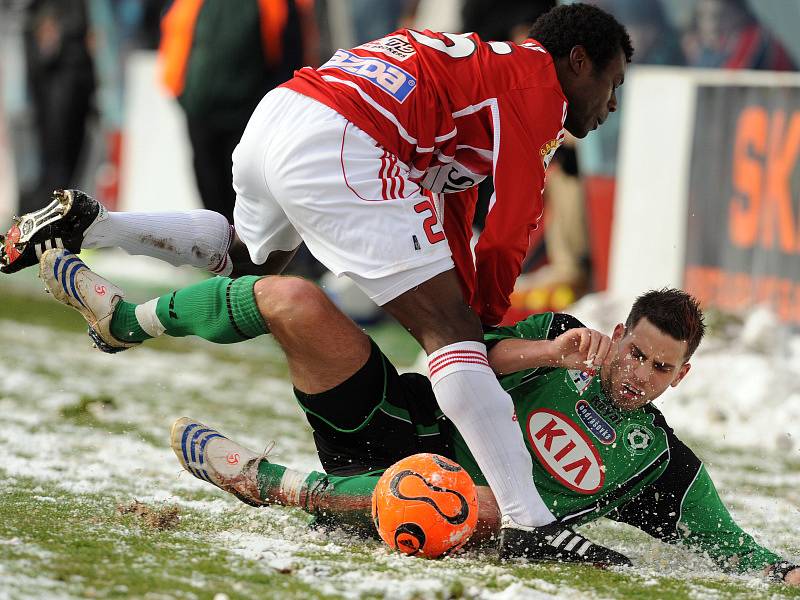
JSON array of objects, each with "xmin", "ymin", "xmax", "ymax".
[
  {"xmin": 675, "ymin": 466, "xmax": 799, "ymax": 583},
  {"xmin": 485, "ymin": 312, "xmax": 611, "ymax": 375},
  {"xmin": 489, "ymin": 326, "xmax": 612, "ymax": 375},
  {"xmin": 471, "ymin": 86, "xmax": 566, "ymax": 325},
  {"xmin": 608, "ymin": 416, "xmax": 797, "ymax": 582}
]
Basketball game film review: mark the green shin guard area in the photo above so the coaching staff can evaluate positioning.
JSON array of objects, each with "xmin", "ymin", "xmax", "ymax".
[{"xmin": 154, "ymin": 275, "xmax": 268, "ymax": 343}]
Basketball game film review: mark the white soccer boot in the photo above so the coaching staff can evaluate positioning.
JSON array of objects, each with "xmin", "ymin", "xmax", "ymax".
[
  {"xmin": 170, "ymin": 417, "xmax": 267, "ymax": 506},
  {"xmin": 38, "ymin": 248, "xmax": 137, "ymax": 354}
]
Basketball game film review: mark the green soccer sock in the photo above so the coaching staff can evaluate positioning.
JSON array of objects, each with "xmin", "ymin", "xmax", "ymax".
[
  {"xmin": 111, "ymin": 301, "xmax": 151, "ymax": 343},
  {"xmin": 256, "ymin": 461, "xmax": 289, "ymax": 500},
  {"xmin": 109, "ymin": 275, "xmax": 268, "ymax": 344},
  {"xmin": 257, "ymin": 461, "xmax": 379, "ymax": 533}
]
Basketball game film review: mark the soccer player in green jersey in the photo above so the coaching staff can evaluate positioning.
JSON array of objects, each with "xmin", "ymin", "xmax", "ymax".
[{"xmin": 35, "ymin": 248, "xmax": 799, "ymax": 582}]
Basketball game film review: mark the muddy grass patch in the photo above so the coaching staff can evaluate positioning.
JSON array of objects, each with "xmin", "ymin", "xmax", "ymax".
[{"xmin": 117, "ymin": 500, "xmax": 180, "ymax": 530}]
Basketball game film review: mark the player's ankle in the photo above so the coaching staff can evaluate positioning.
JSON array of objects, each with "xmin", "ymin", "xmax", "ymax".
[
  {"xmin": 500, "ymin": 514, "xmax": 556, "ymax": 530},
  {"xmin": 110, "ymin": 300, "xmax": 153, "ymax": 343},
  {"xmin": 256, "ymin": 461, "xmax": 289, "ymax": 504}
]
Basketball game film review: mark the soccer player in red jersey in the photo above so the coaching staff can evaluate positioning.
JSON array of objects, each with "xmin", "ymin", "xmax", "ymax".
[{"xmin": 2, "ymin": 4, "xmax": 632, "ymax": 562}]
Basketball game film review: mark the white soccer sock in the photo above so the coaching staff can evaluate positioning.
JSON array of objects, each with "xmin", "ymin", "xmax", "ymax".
[
  {"xmin": 429, "ymin": 341, "xmax": 555, "ymax": 527},
  {"xmin": 83, "ymin": 210, "xmax": 234, "ymax": 275}
]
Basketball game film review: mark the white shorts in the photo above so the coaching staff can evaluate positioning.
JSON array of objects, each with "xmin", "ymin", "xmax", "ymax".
[{"xmin": 232, "ymin": 88, "xmax": 453, "ymax": 305}]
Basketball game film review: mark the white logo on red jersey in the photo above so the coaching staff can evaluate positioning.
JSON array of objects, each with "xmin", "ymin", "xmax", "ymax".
[
  {"xmin": 526, "ymin": 408, "xmax": 605, "ymax": 494},
  {"xmin": 420, "ymin": 162, "xmax": 485, "ymax": 193},
  {"xmin": 357, "ymin": 34, "xmax": 416, "ymax": 62},
  {"xmin": 320, "ymin": 50, "xmax": 417, "ymax": 103},
  {"xmin": 520, "ymin": 41, "xmax": 547, "ymax": 54}
]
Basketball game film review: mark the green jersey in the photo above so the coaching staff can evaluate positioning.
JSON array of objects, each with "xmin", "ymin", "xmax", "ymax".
[{"xmin": 450, "ymin": 312, "xmax": 781, "ymax": 572}]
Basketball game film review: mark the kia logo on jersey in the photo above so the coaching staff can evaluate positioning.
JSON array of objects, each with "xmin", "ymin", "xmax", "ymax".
[
  {"xmin": 526, "ymin": 408, "xmax": 605, "ymax": 494},
  {"xmin": 320, "ymin": 50, "xmax": 417, "ymax": 103}
]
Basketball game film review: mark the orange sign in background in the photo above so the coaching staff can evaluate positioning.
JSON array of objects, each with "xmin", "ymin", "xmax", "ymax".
[{"xmin": 685, "ymin": 86, "xmax": 800, "ymax": 325}]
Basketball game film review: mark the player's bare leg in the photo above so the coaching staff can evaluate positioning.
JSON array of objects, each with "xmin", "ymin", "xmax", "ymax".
[
  {"xmin": 37, "ymin": 244, "xmax": 369, "ymax": 367},
  {"xmin": 251, "ymin": 276, "xmax": 372, "ymax": 393}
]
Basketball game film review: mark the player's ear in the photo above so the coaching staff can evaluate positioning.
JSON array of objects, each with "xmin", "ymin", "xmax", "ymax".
[
  {"xmin": 611, "ymin": 323, "xmax": 625, "ymax": 343},
  {"xmin": 569, "ymin": 45, "xmax": 589, "ymax": 75},
  {"xmin": 670, "ymin": 362, "xmax": 691, "ymax": 388}
]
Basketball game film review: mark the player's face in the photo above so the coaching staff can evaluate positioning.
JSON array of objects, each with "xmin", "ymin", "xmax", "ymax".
[
  {"xmin": 563, "ymin": 47, "xmax": 627, "ymax": 139},
  {"xmin": 602, "ymin": 317, "xmax": 691, "ymax": 411}
]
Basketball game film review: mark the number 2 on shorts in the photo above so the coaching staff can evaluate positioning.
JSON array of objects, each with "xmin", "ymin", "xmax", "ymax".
[{"xmin": 414, "ymin": 200, "xmax": 446, "ymax": 244}]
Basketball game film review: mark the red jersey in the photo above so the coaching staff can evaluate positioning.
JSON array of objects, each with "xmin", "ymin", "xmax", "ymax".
[{"xmin": 282, "ymin": 30, "xmax": 567, "ymax": 325}]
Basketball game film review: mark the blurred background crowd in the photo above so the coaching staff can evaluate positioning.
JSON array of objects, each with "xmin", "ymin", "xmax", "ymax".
[{"xmin": 1, "ymin": 0, "xmax": 799, "ymax": 324}]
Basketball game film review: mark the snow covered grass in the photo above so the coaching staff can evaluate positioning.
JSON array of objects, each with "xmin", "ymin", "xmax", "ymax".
[{"xmin": 1, "ymin": 286, "xmax": 800, "ymax": 599}]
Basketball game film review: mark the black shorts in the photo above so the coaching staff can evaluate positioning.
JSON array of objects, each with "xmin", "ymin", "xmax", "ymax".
[{"xmin": 294, "ymin": 340, "xmax": 453, "ymax": 476}]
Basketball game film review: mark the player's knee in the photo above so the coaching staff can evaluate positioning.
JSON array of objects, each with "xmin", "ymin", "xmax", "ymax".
[{"xmin": 253, "ymin": 276, "xmax": 331, "ymax": 329}]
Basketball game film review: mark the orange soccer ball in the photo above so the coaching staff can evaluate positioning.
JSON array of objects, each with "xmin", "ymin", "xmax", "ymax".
[{"xmin": 371, "ymin": 453, "xmax": 479, "ymax": 558}]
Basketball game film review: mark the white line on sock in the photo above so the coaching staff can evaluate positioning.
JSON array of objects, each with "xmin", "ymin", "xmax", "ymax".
[
  {"xmin": 279, "ymin": 468, "xmax": 307, "ymax": 506},
  {"xmin": 135, "ymin": 299, "xmax": 166, "ymax": 337}
]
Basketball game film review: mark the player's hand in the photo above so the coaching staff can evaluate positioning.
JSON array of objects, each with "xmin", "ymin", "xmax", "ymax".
[
  {"xmin": 764, "ymin": 562, "xmax": 800, "ymax": 585},
  {"xmin": 550, "ymin": 327, "xmax": 612, "ymax": 371},
  {"xmin": 781, "ymin": 567, "xmax": 800, "ymax": 585}
]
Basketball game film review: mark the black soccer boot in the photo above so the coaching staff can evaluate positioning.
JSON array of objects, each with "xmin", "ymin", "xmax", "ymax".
[
  {"xmin": 1, "ymin": 189, "xmax": 106, "ymax": 273},
  {"xmin": 499, "ymin": 518, "xmax": 632, "ymax": 567}
]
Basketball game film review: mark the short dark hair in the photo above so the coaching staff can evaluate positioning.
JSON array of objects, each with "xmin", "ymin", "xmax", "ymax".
[
  {"xmin": 625, "ymin": 288, "xmax": 706, "ymax": 360},
  {"xmin": 529, "ymin": 3, "xmax": 634, "ymax": 71}
]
